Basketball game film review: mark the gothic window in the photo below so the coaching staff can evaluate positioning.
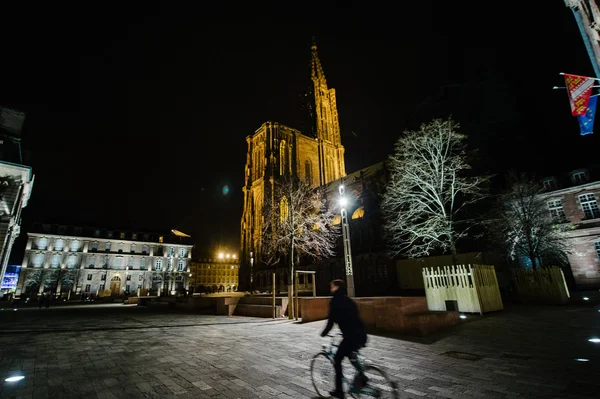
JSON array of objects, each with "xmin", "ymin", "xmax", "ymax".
[
  {"xmin": 305, "ymin": 160, "xmax": 312, "ymax": 185},
  {"xmin": 280, "ymin": 196, "xmax": 289, "ymax": 223},
  {"xmin": 280, "ymin": 140, "xmax": 287, "ymax": 176}
]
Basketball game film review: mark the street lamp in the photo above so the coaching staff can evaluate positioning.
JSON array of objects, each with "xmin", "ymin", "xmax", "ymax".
[{"xmin": 339, "ymin": 185, "xmax": 355, "ymax": 297}]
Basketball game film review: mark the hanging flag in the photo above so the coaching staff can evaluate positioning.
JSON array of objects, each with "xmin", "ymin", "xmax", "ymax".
[
  {"xmin": 578, "ymin": 95, "xmax": 597, "ymax": 135},
  {"xmin": 564, "ymin": 73, "xmax": 595, "ymax": 116}
]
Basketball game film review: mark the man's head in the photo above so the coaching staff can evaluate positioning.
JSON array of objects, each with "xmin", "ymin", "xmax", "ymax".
[{"xmin": 330, "ymin": 279, "xmax": 346, "ymax": 294}]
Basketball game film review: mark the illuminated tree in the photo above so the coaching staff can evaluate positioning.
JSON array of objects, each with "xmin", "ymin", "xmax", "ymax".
[
  {"xmin": 495, "ymin": 172, "xmax": 569, "ymax": 269},
  {"xmin": 262, "ymin": 176, "xmax": 339, "ymax": 319},
  {"xmin": 382, "ymin": 118, "xmax": 488, "ymax": 259}
]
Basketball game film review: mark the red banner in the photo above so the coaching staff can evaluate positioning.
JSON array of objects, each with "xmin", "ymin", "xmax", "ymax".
[{"xmin": 564, "ymin": 74, "xmax": 595, "ymax": 116}]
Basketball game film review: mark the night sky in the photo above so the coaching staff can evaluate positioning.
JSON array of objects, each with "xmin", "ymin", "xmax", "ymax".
[{"xmin": 2, "ymin": 1, "xmax": 599, "ymax": 256}]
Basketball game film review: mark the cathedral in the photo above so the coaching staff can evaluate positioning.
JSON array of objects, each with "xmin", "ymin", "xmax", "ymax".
[{"xmin": 239, "ymin": 40, "xmax": 346, "ymax": 290}]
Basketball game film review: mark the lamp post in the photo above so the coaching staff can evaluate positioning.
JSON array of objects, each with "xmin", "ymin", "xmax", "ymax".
[{"xmin": 339, "ymin": 185, "xmax": 355, "ymax": 297}]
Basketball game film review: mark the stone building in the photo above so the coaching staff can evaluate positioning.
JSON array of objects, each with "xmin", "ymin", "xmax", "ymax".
[
  {"xmin": 240, "ymin": 40, "xmax": 346, "ymax": 289},
  {"xmin": 189, "ymin": 253, "xmax": 239, "ymax": 293},
  {"xmin": 17, "ymin": 225, "xmax": 193, "ymax": 297},
  {"xmin": 0, "ymin": 106, "xmax": 34, "ymax": 292},
  {"xmin": 538, "ymin": 168, "xmax": 600, "ymax": 288}
]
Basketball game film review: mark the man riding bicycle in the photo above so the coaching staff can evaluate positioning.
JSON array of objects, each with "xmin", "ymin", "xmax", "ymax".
[{"xmin": 320, "ymin": 279, "xmax": 368, "ymax": 399}]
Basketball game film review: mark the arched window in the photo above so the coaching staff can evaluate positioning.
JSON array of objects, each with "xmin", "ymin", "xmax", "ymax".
[
  {"xmin": 280, "ymin": 196, "xmax": 289, "ymax": 223},
  {"xmin": 305, "ymin": 159, "xmax": 312, "ymax": 185},
  {"xmin": 352, "ymin": 206, "xmax": 365, "ymax": 220},
  {"xmin": 280, "ymin": 140, "xmax": 286, "ymax": 175}
]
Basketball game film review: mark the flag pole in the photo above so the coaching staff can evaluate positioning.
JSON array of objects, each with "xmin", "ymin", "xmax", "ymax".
[
  {"xmin": 559, "ymin": 72, "xmax": 600, "ymax": 81},
  {"xmin": 553, "ymin": 86, "xmax": 600, "ymax": 89}
]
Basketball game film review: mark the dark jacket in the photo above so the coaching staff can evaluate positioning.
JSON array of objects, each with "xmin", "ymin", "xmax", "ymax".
[{"xmin": 321, "ymin": 290, "xmax": 367, "ymax": 344}]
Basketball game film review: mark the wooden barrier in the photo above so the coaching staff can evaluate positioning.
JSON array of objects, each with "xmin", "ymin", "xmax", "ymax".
[
  {"xmin": 510, "ymin": 267, "xmax": 570, "ymax": 305},
  {"xmin": 423, "ymin": 264, "xmax": 503, "ymax": 314}
]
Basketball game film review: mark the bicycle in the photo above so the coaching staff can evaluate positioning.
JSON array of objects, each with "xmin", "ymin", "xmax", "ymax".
[{"xmin": 310, "ymin": 333, "xmax": 399, "ymax": 398}]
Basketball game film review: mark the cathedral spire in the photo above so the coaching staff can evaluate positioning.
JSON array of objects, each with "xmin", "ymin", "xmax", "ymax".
[{"xmin": 311, "ymin": 37, "xmax": 327, "ymax": 87}]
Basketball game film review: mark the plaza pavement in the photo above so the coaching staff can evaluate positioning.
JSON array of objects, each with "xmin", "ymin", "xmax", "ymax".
[{"xmin": 0, "ymin": 301, "xmax": 598, "ymax": 399}]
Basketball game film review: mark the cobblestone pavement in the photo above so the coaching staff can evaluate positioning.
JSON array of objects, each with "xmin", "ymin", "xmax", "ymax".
[{"xmin": 0, "ymin": 302, "xmax": 599, "ymax": 398}]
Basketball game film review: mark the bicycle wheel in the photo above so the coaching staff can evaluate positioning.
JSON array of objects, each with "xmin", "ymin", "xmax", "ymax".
[
  {"xmin": 350, "ymin": 365, "xmax": 399, "ymax": 399},
  {"xmin": 311, "ymin": 352, "xmax": 335, "ymax": 398}
]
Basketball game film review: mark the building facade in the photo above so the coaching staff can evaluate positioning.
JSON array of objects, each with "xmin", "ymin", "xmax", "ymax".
[
  {"xmin": 17, "ymin": 225, "xmax": 193, "ymax": 297},
  {"xmin": 0, "ymin": 106, "xmax": 34, "ymax": 291},
  {"xmin": 564, "ymin": 0, "xmax": 600, "ymax": 78},
  {"xmin": 539, "ymin": 168, "xmax": 600, "ymax": 288},
  {"xmin": 189, "ymin": 253, "xmax": 239, "ymax": 293},
  {"xmin": 240, "ymin": 40, "xmax": 346, "ymax": 290}
]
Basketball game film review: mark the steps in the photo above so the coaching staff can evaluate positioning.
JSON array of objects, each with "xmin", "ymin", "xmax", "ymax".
[{"xmin": 233, "ymin": 296, "xmax": 289, "ymax": 318}]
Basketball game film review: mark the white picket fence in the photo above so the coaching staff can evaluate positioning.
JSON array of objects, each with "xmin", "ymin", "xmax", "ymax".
[{"xmin": 422, "ymin": 264, "xmax": 504, "ymax": 314}]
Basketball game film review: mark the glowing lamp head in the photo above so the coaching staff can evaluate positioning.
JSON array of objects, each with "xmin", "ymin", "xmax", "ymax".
[
  {"xmin": 339, "ymin": 197, "xmax": 348, "ymax": 208},
  {"xmin": 226, "ymin": 254, "xmax": 230, "ymax": 259},
  {"xmin": 218, "ymin": 253, "xmax": 224, "ymax": 259},
  {"xmin": 5, "ymin": 376, "xmax": 24, "ymax": 382}
]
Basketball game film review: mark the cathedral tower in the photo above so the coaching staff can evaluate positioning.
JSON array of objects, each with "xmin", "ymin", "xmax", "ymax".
[
  {"xmin": 311, "ymin": 39, "xmax": 346, "ymax": 184},
  {"xmin": 239, "ymin": 40, "xmax": 346, "ymax": 290}
]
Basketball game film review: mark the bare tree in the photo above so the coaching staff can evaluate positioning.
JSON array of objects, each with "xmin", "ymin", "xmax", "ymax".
[
  {"xmin": 495, "ymin": 172, "xmax": 569, "ymax": 269},
  {"xmin": 262, "ymin": 176, "xmax": 339, "ymax": 319},
  {"xmin": 382, "ymin": 118, "xmax": 487, "ymax": 260}
]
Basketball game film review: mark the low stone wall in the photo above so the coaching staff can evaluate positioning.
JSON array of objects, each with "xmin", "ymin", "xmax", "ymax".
[
  {"xmin": 298, "ymin": 296, "xmax": 459, "ymax": 336},
  {"xmin": 187, "ymin": 296, "xmax": 240, "ymax": 315},
  {"xmin": 298, "ymin": 297, "xmax": 331, "ymax": 322}
]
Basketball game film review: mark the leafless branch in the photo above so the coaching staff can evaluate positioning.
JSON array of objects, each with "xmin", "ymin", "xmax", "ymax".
[{"xmin": 381, "ymin": 118, "xmax": 488, "ymax": 258}]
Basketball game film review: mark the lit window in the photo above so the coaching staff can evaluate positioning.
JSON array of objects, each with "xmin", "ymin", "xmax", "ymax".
[
  {"xmin": 120, "ymin": 232, "xmax": 125, "ymax": 239},
  {"xmin": 105, "ymin": 242, "xmax": 111, "ymax": 252},
  {"xmin": 280, "ymin": 196, "xmax": 289, "ymax": 223},
  {"xmin": 169, "ymin": 247, "xmax": 175, "ymax": 256},
  {"xmin": 280, "ymin": 140, "xmax": 286, "ymax": 175},
  {"xmin": 54, "ymin": 239, "xmax": 64, "ymax": 251},
  {"xmin": 548, "ymin": 200, "xmax": 566, "ymax": 222},
  {"xmin": 36, "ymin": 237, "xmax": 48, "ymax": 250},
  {"xmin": 130, "ymin": 244, "xmax": 136, "ymax": 253},
  {"xmin": 155, "ymin": 259, "xmax": 162, "ymax": 271},
  {"xmin": 118, "ymin": 243, "xmax": 124, "ymax": 253},
  {"xmin": 91, "ymin": 241, "xmax": 99, "ymax": 251},
  {"xmin": 580, "ymin": 193, "xmax": 600, "ymax": 219},
  {"xmin": 352, "ymin": 206, "xmax": 365, "ymax": 220},
  {"xmin": 180, "ymin": 248, "xmax": 185, "ymax": 257},
  {"xmin": 178, "ymin": 260, "xmax": 185, "ymax": 271},
  {"xmin": 159, "ymin": 236, "xmax": 164, "ymax": 243},
  {"xmin": 70, "ymin": 240, "xmax": 80, "ymax": 252}
]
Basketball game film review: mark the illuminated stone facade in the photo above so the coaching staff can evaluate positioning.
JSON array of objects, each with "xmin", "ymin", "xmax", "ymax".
[
  {"xmin": 189, "ymin": 257, "xmax": 239, "ymax": 293},
  {"xmin": 240, "ymin": 41, "xmax": 346, "ymax": 289},
  {"xmin": 17, "ymin": 225, "xmax": 193, "ymax": 297}
]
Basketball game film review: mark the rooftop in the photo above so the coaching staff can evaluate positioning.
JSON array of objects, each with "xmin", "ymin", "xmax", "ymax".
[{"xmin": 29, "ymin": 223, "xmax": 193, "ymax": 246}]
